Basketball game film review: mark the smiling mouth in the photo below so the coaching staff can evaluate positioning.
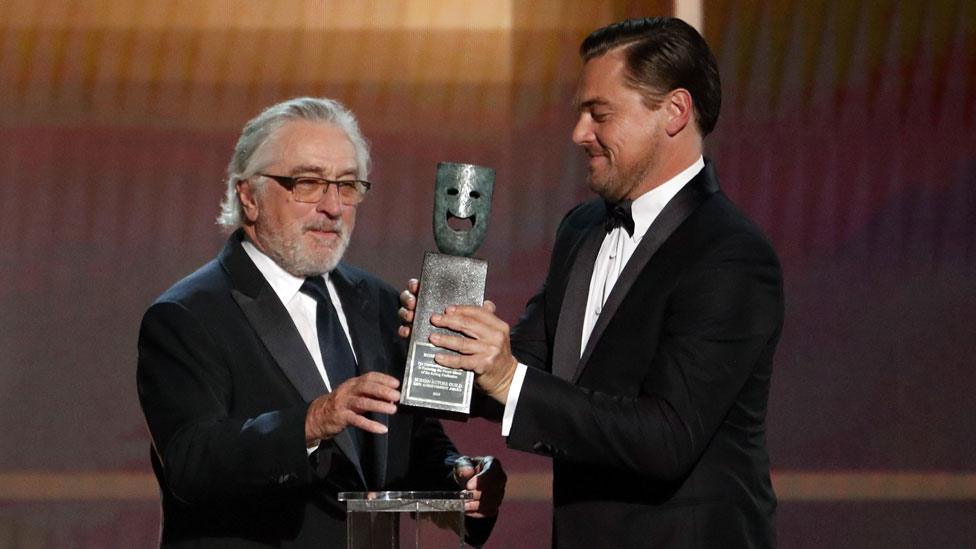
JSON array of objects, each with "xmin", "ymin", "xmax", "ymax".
[{"xmin": 446, "ymin": 213, "xmax": 475, "ymax": 233}]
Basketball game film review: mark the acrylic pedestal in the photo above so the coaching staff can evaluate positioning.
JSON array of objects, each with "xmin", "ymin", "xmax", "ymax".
[{"xmin": 338, "ymin": 491, "xmax": 471, "ymax": 549}]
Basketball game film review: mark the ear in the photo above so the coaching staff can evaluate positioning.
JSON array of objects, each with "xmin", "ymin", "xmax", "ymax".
[
  {"xmin": 237, "ymin": 178, "xmax": 260, "ymax": 223},
  {"xmin": 664, "ymin": 88, "xmax": 693, "ymax": 137}
]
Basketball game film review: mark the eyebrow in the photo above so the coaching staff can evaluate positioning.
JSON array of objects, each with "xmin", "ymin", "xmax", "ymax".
[
  {"xmin": 574, "ymin": 97, "xmax": 610, "ymax": 112},
  {"xmin": 288, "ymin": 164, "xmax": 358, "ymax": 178}
]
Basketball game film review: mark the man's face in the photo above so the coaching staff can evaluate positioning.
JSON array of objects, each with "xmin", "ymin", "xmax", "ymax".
[
  {"xmin": 239, "ymin": 120, "xmax": 359, "ymax": 277},
  {"xmin": 572, "ymin": 48, "xmax": 668, "ymax": 202}
]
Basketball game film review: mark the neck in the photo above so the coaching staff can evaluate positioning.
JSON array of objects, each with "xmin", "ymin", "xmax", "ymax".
[{"xmin": 628, "ymin": 149, "xmax": 701, "ymax": 200}]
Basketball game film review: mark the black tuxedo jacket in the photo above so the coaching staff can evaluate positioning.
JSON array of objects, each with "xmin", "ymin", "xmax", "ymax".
[
  {"xmin": 137, "ymin": 230, "xmax": 483, "ymax": 548},
  {"xmin": 507, "ymin": 162, "xmax": 784, "ymax": 548}
]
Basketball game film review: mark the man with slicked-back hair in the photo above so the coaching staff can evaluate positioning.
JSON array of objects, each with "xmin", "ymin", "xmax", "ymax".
[{"xmin": 403, "ymin": 17, "xmax": 783, "ymax": 548}]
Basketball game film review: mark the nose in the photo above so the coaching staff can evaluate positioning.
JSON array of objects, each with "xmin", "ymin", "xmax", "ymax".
[
  {"xmin": 572, "ymin": 113, "xmax": 593, "ymax": 146},
  {"xmin": 315, "ymin": 183, "xmax": 344, "ymax": 217}
]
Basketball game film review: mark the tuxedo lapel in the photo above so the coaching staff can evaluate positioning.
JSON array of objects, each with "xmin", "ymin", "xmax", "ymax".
[
  {"xmin": 332, "ymin": 264, "xmax": 388, "ymax": 489},
  {"xmin": 220, "ymin": 231, "xmax": 366, "ymax": 487},
  {"xmin": 573, "ymin": 163, "xmax": 721, "ymax": 382},
  {"xmin": 551, "ymin": 217, "xmax": 606, "ymax": 381}
]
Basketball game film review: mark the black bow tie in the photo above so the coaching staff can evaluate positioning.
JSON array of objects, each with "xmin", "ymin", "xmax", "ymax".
[{"xmin": 604, "ymin": 200, "xmax": 635, "ymax": 236}]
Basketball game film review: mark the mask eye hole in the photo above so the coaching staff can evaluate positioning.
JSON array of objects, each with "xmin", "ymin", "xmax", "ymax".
[
  {"xmin": 447, "ymin": 188, "xmax": 459, "ymax": 195},
  {"xmin": 469, "ymin": 191, "xmax": 481, "ymax": 199}
]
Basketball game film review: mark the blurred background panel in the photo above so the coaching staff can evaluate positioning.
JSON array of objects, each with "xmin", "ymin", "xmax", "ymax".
[{"xmin": 0, "ymin": 0, "xmax": 973, "ymax": 547}]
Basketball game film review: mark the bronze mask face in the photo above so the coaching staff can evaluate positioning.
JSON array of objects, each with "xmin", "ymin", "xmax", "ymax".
[{"xmin": 433, "ymin": 162, "xmax": 495, "ymax": 257}]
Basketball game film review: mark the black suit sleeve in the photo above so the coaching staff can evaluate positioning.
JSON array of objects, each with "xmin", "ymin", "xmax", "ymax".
[
  {"xmin": 507, "ymin": 231, "xmax": 784, "ymax": 481},
  {"xmin": 137, "ymin": 300, "xmax": 323, "ymax": 504},
  {"xmin": 509, "ymin": 286, "xmax": 552, "ymax": 371}
]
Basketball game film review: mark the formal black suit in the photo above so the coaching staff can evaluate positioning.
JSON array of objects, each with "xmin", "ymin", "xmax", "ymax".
[
  {"xmin": 507, "ymin": 162, "xmax": 783, "ymax": 548},
  {"xmin": 138, "ymin": 230, "xmax": 488, "ymax": 547}
]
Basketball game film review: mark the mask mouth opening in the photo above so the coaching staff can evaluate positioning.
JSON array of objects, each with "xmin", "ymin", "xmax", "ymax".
[{"xmin": 446, "ymin": 212, "xmax": 475, "ymax": 233}]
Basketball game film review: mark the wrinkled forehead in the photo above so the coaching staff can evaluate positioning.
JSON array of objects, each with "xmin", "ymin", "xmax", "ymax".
[{"xmin": 252, "ymin": 120, "xmax": 358, "ymax": 174}]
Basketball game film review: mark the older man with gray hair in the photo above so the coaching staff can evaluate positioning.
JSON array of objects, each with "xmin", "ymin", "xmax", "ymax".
[{"xmin": 137, "ymin": 97, "xmax": 504, "ymax": 548}]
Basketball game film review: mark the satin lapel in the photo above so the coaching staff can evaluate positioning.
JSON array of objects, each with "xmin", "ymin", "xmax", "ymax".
[
  {"xmin": 573, "ymin": 165, "xmax": 721, "ymax": 383},
  {"xmin": 232, "ymin": 289, "xmax": 328, "ymax": 401},
  {"xmin": 551, "ymin": 222, "xmax": 605, "ymax": 381},
  {"xmin": 332, "ymin": 264, "xmax": 387, "ymax": 489},
  {"xmin": 221, "ymin": 232, "xmax": 365, "ymax": 487}
]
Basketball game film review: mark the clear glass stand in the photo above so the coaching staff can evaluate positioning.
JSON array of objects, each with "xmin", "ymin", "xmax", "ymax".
[{"xmin": 338, "ymin": 491, "xmax": 472, "ymax": 549}]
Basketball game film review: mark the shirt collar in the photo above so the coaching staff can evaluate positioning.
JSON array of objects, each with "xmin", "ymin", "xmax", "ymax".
[
  {"xmin": 629, "ymin": 156, "xmax": 704, "ymax": 240},
  {"xmin": 241, "ymin": 239, "xmax": 328, "ymax": 304}
]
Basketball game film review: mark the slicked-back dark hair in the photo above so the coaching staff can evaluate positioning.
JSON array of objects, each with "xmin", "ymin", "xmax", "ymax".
[{"xmin": 580, "ymin": 17, "xmax": 721, "ymax": 136}]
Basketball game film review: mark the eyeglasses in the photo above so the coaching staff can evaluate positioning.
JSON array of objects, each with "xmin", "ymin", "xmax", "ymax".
[{"xmin": 258, "ymin": 173, "xmax": 372, "ymax": 204}]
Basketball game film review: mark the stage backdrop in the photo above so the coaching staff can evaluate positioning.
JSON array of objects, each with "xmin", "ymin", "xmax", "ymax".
[{"xmin": 1, "ymin": 1, "xmax": 974, "ymax": 547}]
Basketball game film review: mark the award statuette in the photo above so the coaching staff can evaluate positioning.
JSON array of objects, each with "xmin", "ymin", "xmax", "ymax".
[{"xmin": 400, "ymin": 162, "xmax": 495, "ymax": 415}]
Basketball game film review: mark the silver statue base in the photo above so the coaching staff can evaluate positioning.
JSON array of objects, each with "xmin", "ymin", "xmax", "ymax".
[{"xmin": 400, "ymin": 252, "xmax": 486, "ymax": 414}]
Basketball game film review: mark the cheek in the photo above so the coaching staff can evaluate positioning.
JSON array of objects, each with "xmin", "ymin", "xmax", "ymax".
[
  {"xmin": 595, "ymin": 126, "xmax": 620, "ymax": 152},
  {"xmin": 341, "ymin": 207, "xmax": 357, "ymax": 230},
  {"xmin": 270, "ymin": 203, "xmax": 313, "ymax": 231},
  {"xmin": 614, "ymin": 125, "xmax": 652, "ymax": 158}
]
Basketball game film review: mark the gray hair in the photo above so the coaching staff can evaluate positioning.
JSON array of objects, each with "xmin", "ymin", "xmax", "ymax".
[{"xmin": 216, "ymin": 97, "xmax": 371, "ymax": 230}]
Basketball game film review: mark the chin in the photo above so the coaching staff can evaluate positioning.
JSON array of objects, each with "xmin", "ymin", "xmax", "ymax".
[
  {"xmin": 288, "ymin": 255, "xmax": 342, "ymax": 278},
  {"xmin": 587, "ymin": 175, "xmax": 615, "ymax": 200},
  {"xmin": 268, "ymin": 240, "xmax": 346, "ymax": 277},
  {"xmin": 299, "ymin": 246, "xmax": 342, "ymax": 273},
  {"xmin": 310, "ymin": 239, "xmax": 349, "ymax": 272}
]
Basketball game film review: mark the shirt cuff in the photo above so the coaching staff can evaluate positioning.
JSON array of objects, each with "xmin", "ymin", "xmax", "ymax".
[
  {"xmin": 501, "ymin": 363, "xmax": 528, "ymax": 437},
  {"xmin": 307, "ymin": 442, "xmax": 320, "ymax": 456}
]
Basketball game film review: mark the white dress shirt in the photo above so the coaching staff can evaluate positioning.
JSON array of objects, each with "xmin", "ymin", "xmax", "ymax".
[
  {"xmin": 242, "ymin": 240, "xmax": 358, "ymax": 391},
  {"xmin": 241, "ymin": 240, "xmax": 358, "ymax": 453},
  {"xmin": 501, "ymin": 157, "xmax": 705, "ymax": 436}
]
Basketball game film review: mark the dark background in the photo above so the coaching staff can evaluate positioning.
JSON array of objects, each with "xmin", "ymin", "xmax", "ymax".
[{"xmin": 1, "ymin": 1, "xmax": 974, "ymax": 547}]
